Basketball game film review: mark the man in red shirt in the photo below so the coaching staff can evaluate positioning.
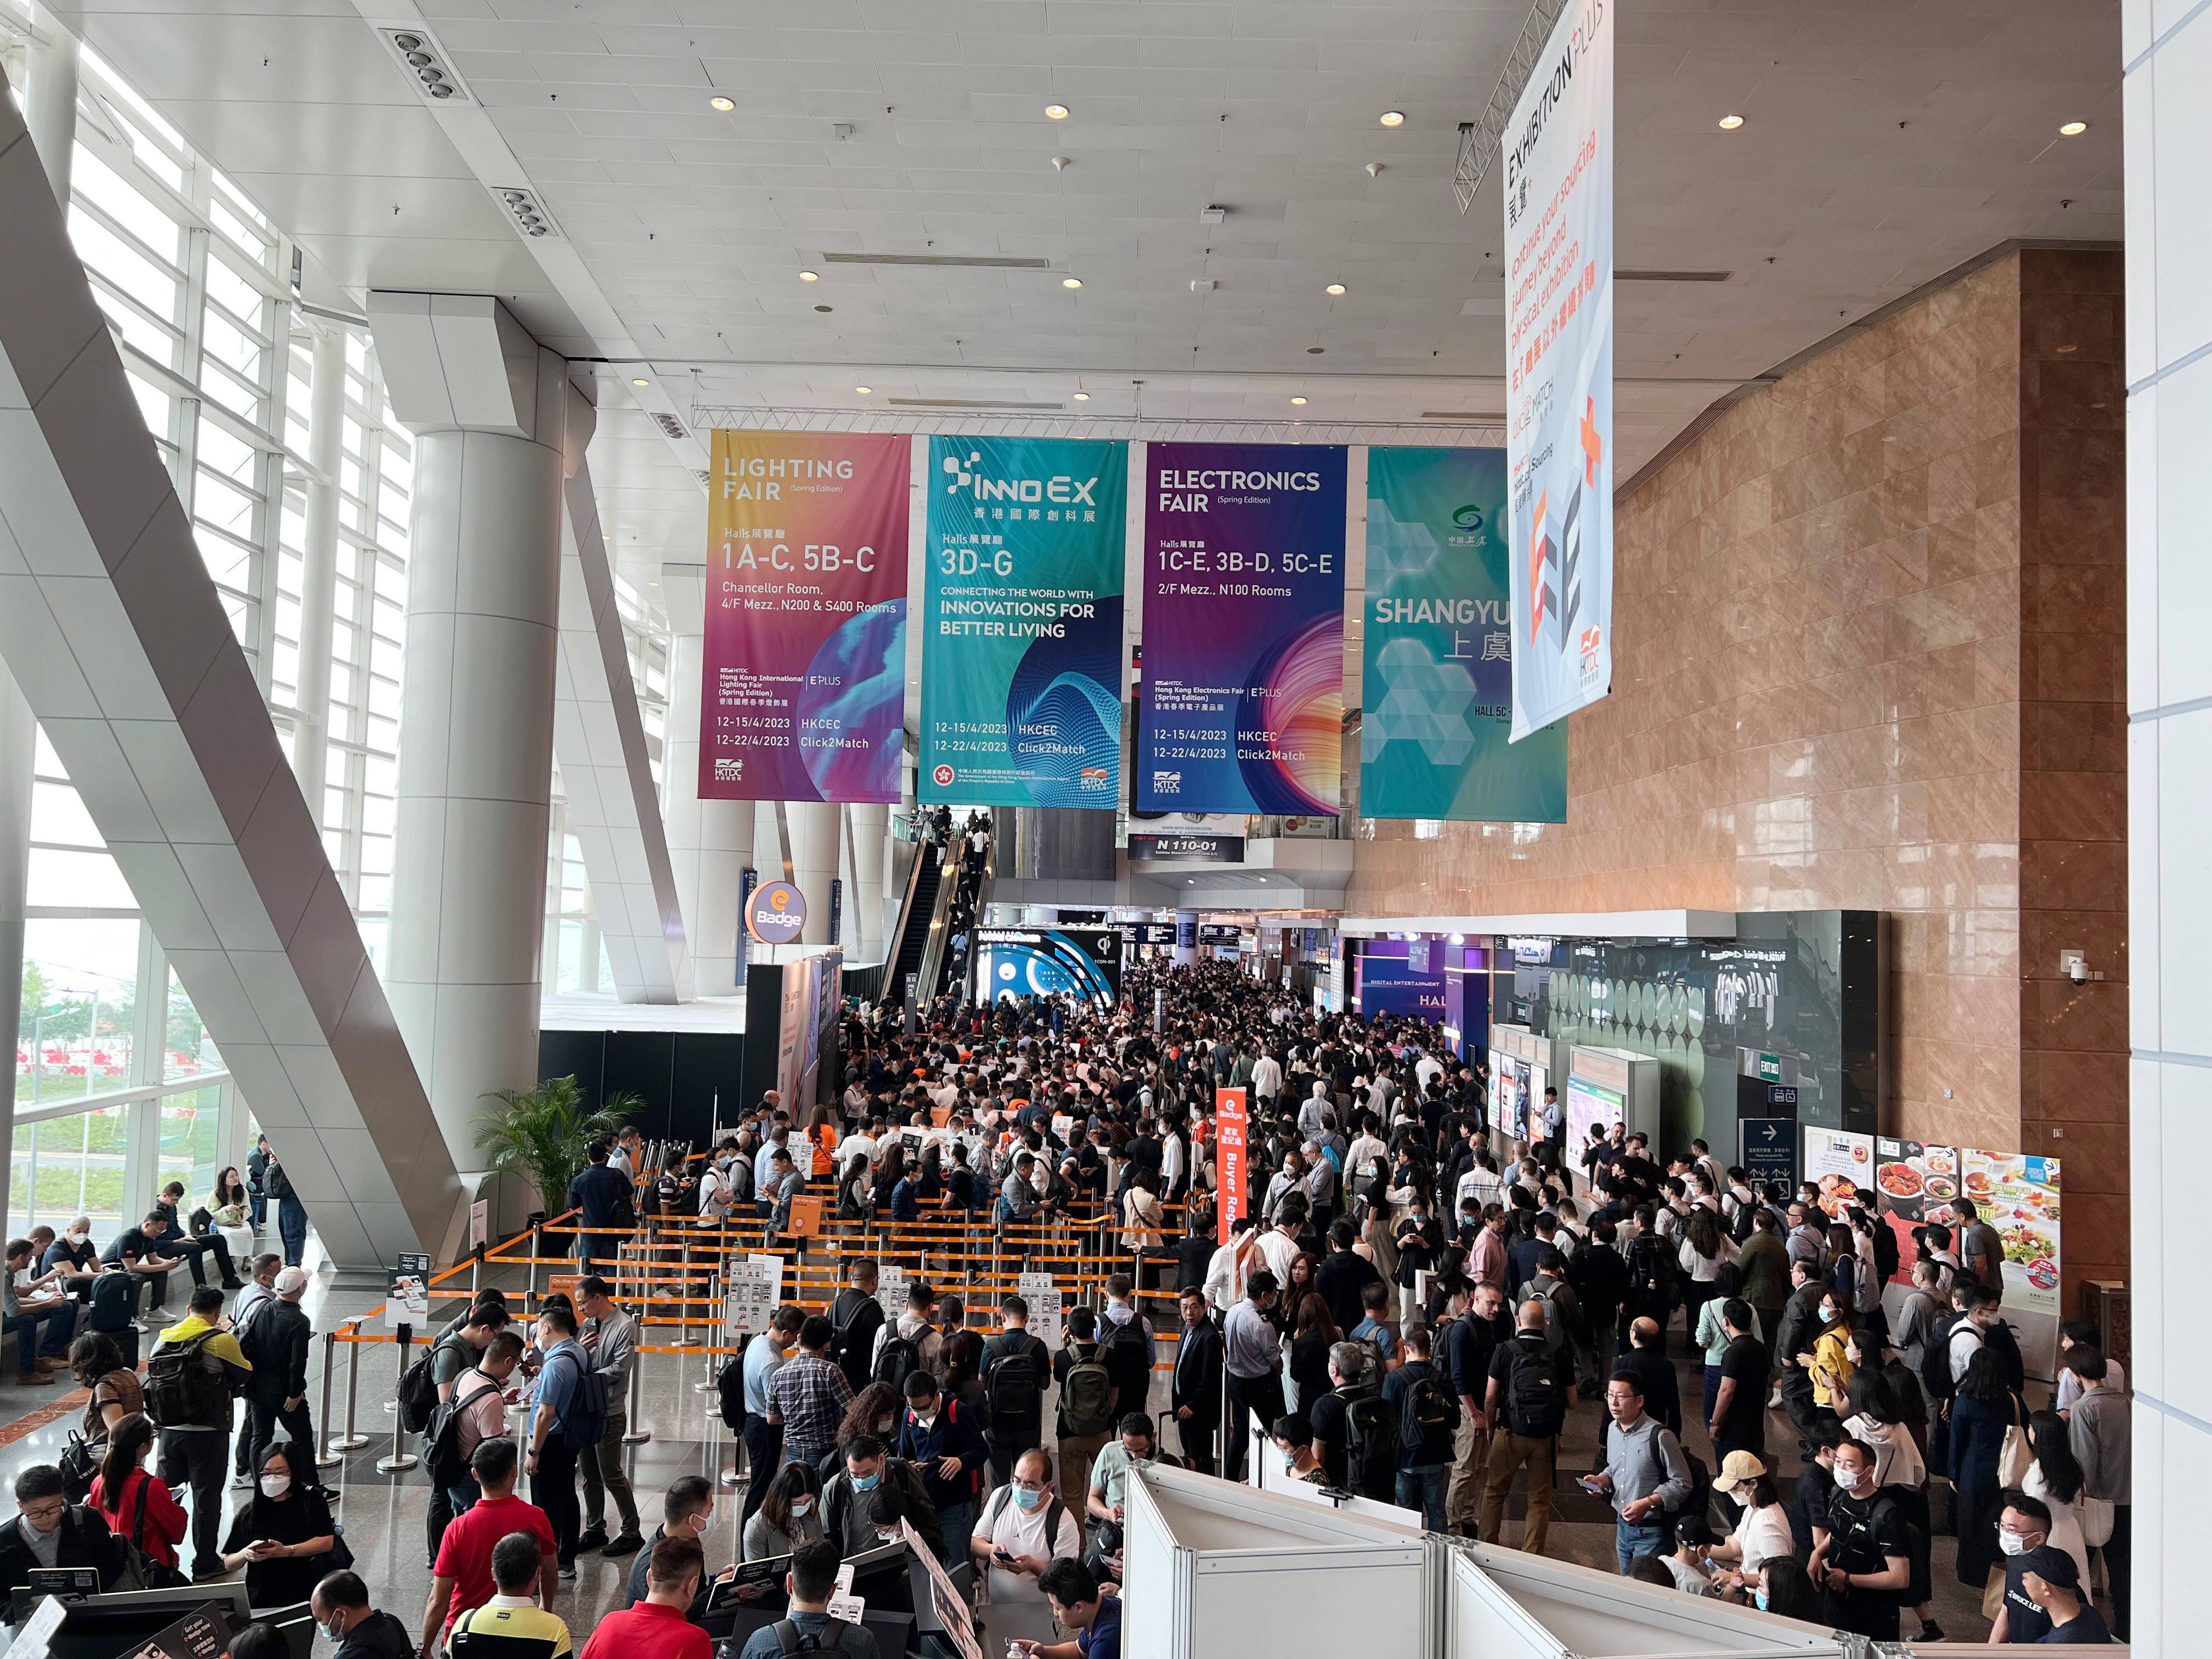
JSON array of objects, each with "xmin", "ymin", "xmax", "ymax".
[
  {"xmin": 422, "ymin": 1437, "xmax": 557, "ymax": 1655},
  {"xmin": 580, "ymin": 1535, "xmax": 710, "ymax": 1659}
]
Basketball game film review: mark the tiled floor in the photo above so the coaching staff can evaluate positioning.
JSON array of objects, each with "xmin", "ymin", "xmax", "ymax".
[{"xmin": 0, "ymin": 1259, "xmax": 2100, "ymax": 1650}]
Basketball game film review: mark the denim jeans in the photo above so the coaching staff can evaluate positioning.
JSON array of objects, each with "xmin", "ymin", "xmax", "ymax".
[
  {"xmin": 1395, "ymin": 1464, "xmax": 1450, "ymax": 1532},
  {"xmin": 1615, "ymin": 1517, "xmax": 1667, "ymax": 1573},
  {"xmin": 277, "ymin": 1196, "xmax": 309, "ymax": 1267}
]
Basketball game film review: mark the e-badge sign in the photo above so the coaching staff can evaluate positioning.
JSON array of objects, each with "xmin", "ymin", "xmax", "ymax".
[{"xmin": 746, "ymin": 879, "xmax": 808, "ymax": 945}]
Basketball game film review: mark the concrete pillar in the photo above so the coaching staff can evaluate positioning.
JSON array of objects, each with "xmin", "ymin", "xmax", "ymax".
[
  {"xmin": 787, "ymin": 800, "xmax": 841, "ymax": 948},
  {"xmin": 24, "ymin": 8, "xmax": 79, "ymax": 205},
  {"xmin": 290, "ymin": 325, "xmax": 345, "ymax": 827},
  {"xmin": 369, "ymin": 293, "xmax": 568, "ymax": 1171},
  {"xmin": 1175, "ymin": 909, "xmax": 1199, "ymax": 967},
  {"xmin": 662, "ymin": 565, "xmax": 751, "ymax": 995},
  {"xmin": 849, "ymin": 802, "xmax": 888, "ymax": 963}
]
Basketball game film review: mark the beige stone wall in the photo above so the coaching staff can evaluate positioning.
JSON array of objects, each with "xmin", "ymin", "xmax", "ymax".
[{"xmin": 1350, "ymin": 248, "xmax": 2127, "ymax": 1293}]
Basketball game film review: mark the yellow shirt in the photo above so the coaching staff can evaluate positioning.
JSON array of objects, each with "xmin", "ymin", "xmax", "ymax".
[
  {"xmin": 1808, "ymin": 1328, "xmax": 1853, "ymax": 1409},
  {"xmin": 157, "ymin": 1312, "xmax": 251, "ymax": 1373}
]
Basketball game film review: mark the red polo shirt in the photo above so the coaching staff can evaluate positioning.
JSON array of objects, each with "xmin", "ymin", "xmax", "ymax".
[
  {"xmin": 579, "ymin": 1600, "xmax": 710, "ymax": 1659},
  {"xmin": 433, "ymin": 1492, "xmax": 558, "ymax": 1637}
]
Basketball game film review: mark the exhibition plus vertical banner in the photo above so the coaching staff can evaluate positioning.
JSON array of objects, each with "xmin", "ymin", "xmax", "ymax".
[
  {"xmin": 1137, "ymin": 443, "xmax": 1346, "ymax": 814},
  {"xmin": 920, "ymin": 436, "xmax": 1126, "ymax": 807},
  {"xmin": 701, "ymin": 432, "xmax": 909, "ymax": 802},
  {"xmin": 1503, "ymin": 0, "xmax": 1615, "ymax": 741},
  {"xmin": 1215, "ymin": 1087, "xmax": 1248, "ymax": 1243},
  {"xmin": 1363, "ymin": 447, "xmax": 1567, "ymax": 820}
]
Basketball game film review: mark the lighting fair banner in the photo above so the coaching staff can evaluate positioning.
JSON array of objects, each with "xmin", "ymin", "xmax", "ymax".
[
  {"xmin": 920, "ymin": 436, "xmax": 1126, "ymax": 807},
  {"xmin": 1363, "ymin": 446, "xmax": 1567, "ymax": 820},
  {"xmin": 701, "ymin": 431, "xmax": 910, "ymax": 802},
  {"xmin": 1503, "ymin": 0, "xmax": 1615, "ymax": 741},
  {"xmin": 1137, "ymin": 442, "xmax": 1347, "ymax": 814}
]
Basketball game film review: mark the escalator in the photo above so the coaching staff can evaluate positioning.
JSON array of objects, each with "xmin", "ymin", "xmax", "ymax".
[{"xmin": 883, "ymin": 840, "xmax": 942, "ymax": 1005}]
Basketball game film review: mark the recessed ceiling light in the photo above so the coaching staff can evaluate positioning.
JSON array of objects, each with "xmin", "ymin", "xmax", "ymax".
[
  {"xmin": 1379, "ymin": 110, "xmax": 1406, "ymax": 127},
  {"xmin": 709, "ymin": 95, "xmax": 735, "ymax": 111},
  {"xmin": 631, "ymin": 377, "xmax": 650, "ymax": 387},
  {"xmin": 1324, "ymin": 283, "xmax": 1346, "ymax": 296},
  {"xmin": 1062, "ymin": 276, "xmax": 1083, "ymax": 289},
  {"xmin": 855, "ymin": 385, "xmax": 873, "ymax": 394},
  {"xmin": 1717, "ymin": 114, "xmax": 1745, "ymax": 130},
  {"xmin": 1045, "ymin": 104, "xmax": 1070, "ymax": 120},
  {"xmin": 1073, "ymin": 392, "xmax": 1090, "ymax": 401},
  {"xmin": 1290, "ymin": 396, "xmax": 1308, "ymax": 406},
  {"xmin": 2059, "ymin": 120, "xmax": 2087, "ymax": 136},
  {"xmin": 798, "ymin": 270, "xmax": 819, "ymax": 282}
]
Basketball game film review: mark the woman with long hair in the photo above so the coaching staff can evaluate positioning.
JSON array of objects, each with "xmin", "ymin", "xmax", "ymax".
[
  {"xmin": 831, "ymin": 1381, "xmax": 905, "ymax": 1472},
  {"xmin": 1286, "ymin": 1292, "xmax": 1339, "ymax": 1415},
  {"xmin": 837, "ymin": 1154, "xmax": 872, "ymax": 1221},
  {"xmin": 70, "ymin": 1332, "xmax": 142, "ymax": 1438},
  {"xmin": 2024, "ymin": 1407, "xmax": 2092, "ymax": 1588},
  {"xmin": 1754, "ymin": 1556, "xmax": 1821, "ymax": 1621},
  {"xmin": 219, "ymin": 1444, "xmax": 337, "ymax": 1610},
  {"xmin": 1694, "ymin": 1261, "xmax": 1756, "ymax": 1426},
  {"xmin": 88, "ymin": 1413, "xmax": 186, "ymax": 1570},
  {"xmin": 1949, "ymin": 1347, "xmax": 2025, "ymax": 1588},
  {"xmin": 1679, "ymin": 1206, "xmax": 1736, "ymax": 1335},
  {"xmin": 742, "ymin": 1460, "xmax": 825, "ymax": 1561},
  {"xmin": 1798, "ymin": 1282, "xmax": 1856, "ymax": 1427}
]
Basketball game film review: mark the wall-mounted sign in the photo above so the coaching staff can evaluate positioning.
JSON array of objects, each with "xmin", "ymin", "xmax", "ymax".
[{"xmin": 746, "ymin": 879, "xmax": 808, "ymax": 944}]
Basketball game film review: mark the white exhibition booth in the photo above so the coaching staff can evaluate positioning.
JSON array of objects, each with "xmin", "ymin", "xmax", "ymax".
[{"xmin": 1121, "ymin": 1465, "xmax": 1850, "ymax": 1659}]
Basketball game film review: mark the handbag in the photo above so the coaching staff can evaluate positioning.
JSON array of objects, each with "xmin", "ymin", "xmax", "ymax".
[
  {"xmin": 1996, "ymin": 1395, "xmax": 2033, "ymax": 1489},
  {"xmin": 1980, "ymin": 1564, "xmax": 2006, "ymax": 1621},
  {"xmin": 129, "ymin": 1474, "xmax": 190, "ymax": 1590},
  {"xmin": 2078, "ymin": 1493, "xmax": 2116, "ymax": 1548}
]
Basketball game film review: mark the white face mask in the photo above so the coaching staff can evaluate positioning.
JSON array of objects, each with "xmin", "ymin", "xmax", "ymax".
[
  {"xmin": 1999, "ymin": 1530, "xmax": 2032, "ymax": 1557},
  {"xmin": 69, "ymin": 1229, "xmax": 88, "ymax": 1244},
  {"xmin": 259, "ymin": 1474, "xmax": 291, "ymax": 1498},
  {"xmin": 1833, "ymin": 1467, "xmax": 1863, "ymax": 1494},
  {"xmin": 789, "ymin": 1498, "xmax": 814, "ymax": 1519}
]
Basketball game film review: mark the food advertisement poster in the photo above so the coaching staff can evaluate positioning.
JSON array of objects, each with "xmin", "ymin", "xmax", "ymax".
[
  {"xmin": 1801, "ymin": 1128, "xmax": 1873, "ymax": 1219},
  {"xmin": 1873, "ymin": 1139, "xmax": 1960, "ymax": 1287},
  {"xmin": 1136, "ymin": 442, "xmax": 1347, "ymax": 814},
  {"xmin": 920, "ymin": 436, "xmax": 1127, "ymax": 807},
  {"xmin": 1963, "ymin": 1148, "xmax": 2062, "ymax": 1379},
  {"xmin": 702, "ymin": 431, "xmax": 910, "ymax": 803}
]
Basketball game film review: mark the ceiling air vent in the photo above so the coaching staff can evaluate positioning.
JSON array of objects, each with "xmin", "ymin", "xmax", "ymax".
[
  {"xmin": 375, "ymin": 25, "xmax": 473, "ymax": 104},
  {"xmin": 1614, "ymin": 269, "xmax": 1731, "ymax": 282},
  {"xmin": 653, "ymin": 412, "xmax": 688, "ymax": 440},
  {"xmin": 888, "ymin": 398, "xmax": 1064, "ymax": 411},
  {"xmin": 490, "ymin": 185, "xmax": 560, "ymax": 240},
  {"xmin": 1421, "ymin": 411, "xmax": 1507, "ymax": 421},
  {"xmin": 820, "ymin": 253, "xmax": 1052, "ymax": 270}
]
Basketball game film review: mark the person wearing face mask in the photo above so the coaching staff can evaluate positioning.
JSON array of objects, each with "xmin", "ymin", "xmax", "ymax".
[
  {"xmin": 1751, "ymin": 1556, "xmax": 1822, "ymax": 1621},
  {"xmin": 311, "ymin": 1570, "xmax": 416, "ymax": 1659},
  {"xmin": 742, "ymin": 1461, "xmax": 825, "ymax": 1562},
  {"xmin": 1269, "ymin": 1415, "xmax": 1329, "ymax": 1485},
  {"xmin": 219, "ymin": 1444, "xmax": 337, "ymax": 1610},
  {"xmin": 897, "ymin": 1371, "xmax": 987, "ymax": 1544},
  {"xmin": 1807, "ymin": 1438, "xmax": 1910, "ymax": 1640},
  {"xmin": 1988, "ymin": 1496, "xmax": 2076, "ymax": 1644},
  {"xmin": 40, "ymin": 1216, "xmax": 101, "ymax": 1302},
  {"xmin": 1082, "ymin": 1413, "xmax": 1156, "ymax": 1572},
  {"xmin": 623, "ymin": 1477, "xmax": 713, "ymax": 1612},
  {"xmin": 968, "ymin": 1448, "xmax": 1082, "ymax": 1644},
  {"xmin": 820, "ymin": 1435, "xmax": 940, "ymax": 1562}
]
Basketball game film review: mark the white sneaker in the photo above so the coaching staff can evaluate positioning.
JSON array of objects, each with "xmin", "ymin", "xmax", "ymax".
[{"xmin": 230, "ymin": 1474, "xmax": 253, "ymax": 1491}]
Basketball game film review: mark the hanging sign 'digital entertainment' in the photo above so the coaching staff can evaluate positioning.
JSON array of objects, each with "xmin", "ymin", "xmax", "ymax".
[
  {"xmin": 919, "ymin": 436, "xmax": 1127, "ymax": 808},
  {"xmin": 700, "ymin": 432, "xmax": 909, "ymax": 803},
  {"xmin": 1503, "ymin": 0, "xmax": 1615, "ymax": 742},
  {"xmin": 1136, "ymin": 442, "xmax": 1346, "ymax": 815}
]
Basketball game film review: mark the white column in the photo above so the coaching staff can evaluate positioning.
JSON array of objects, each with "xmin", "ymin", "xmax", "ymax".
[
  {"xmin": 849, "ymin": 802, "xmax": 888, "ymax": 963},
  {"xmin": 1174, "ymin": 909, "xmax": 1199, "ymax": 966},
  {"xmin": 24, "ymin": 7, "xmax": 79, "ymax": 205},
  {"xmin": 369, "ymin": 294, "xmax": 568, "ymax": 1170},
  {"xmin": 0, "ymin": 673, "xmax": 32, "ymax": 1242},
  {"xmin": 787, "ymin": 800, "xmax": 841, "ymax": 948},
  {"xmin": 291, "ymin": 325, "xmax": 345, "ymax": 827},
  {"xmin": 662, "ymin": 565, "xmax": 751, "ymax": 995},
  {"xmin": 2127, "ymin": 2, "xmax": 2208, "ymax": 1647}
]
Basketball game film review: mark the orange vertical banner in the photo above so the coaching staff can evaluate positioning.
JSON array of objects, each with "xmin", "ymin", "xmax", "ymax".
[{"xmin": 1215, "ymin": 1087, "xmax": 1248, "ymax": 1246}]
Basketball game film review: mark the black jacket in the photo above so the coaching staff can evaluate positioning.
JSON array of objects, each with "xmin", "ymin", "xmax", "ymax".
[
  {"xmin": 0, "ymin": 1508, "xmax": 129, "ymax": 1616},
  {"xmin": 241, "ymin": 1298, "xmax": 313, "ymax": 1402},
  {"xmin": 828, "ymin": 1288, "xmax": 885, "ymax": 1395},
  {"xmin": 334, "ymin": 1610, "xmax": 416, "ymax": 1659},
  {"xmin": 1172, "ymin": 1318, "xmax": 1223, "ymax": 1424}
]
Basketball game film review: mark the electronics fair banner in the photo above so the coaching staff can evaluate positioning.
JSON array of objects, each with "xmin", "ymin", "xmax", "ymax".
[
  {"xmin": 920, "ymin": 436, "xmax": 1126, "ymax": 807},
  {"xmin": 1363, "ymin": 447, "xmax": 1567, "ymax": 820},
  {"xmin": 1503, "ymin": 0, "xmax": 1615, "ymax": 742},
  {"xmin": 701, "ymin": 432, "xmax": 909, "ymax": 802},
  {"xmin": 1136, "ymin": 442, "xmax": 1346, "ymax": 814}
]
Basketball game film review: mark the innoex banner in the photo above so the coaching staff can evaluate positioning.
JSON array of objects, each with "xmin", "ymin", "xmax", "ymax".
[
  {"xmin": 1503, "ymin": 0, "xmax": 1614, "ymax": 742},
  {"xmin": 1362, "ymin": 447, "xmax": 1567, "ymax": 821},
  {"xmin": 1137, "ymin": 443, "xmax": 1346, "ymax": 815},
  {"xmin": 701, "ymin": 432, "xmax": 909, "ymax": 802},
  {"xmin": 919, "ymin": 436, "xmax": 1126, "ymax": 807}
]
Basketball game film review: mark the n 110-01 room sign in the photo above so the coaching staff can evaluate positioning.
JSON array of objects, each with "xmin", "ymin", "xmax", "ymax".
[
  {"xmin": 919, "ymin": 435, "xmax": 1127, "ymax": 808},
  {"xmin": 1136, "ymin": 442, "xmax": 1347, "ymax": 815},
  {"xmin": 700, "ymin": 431, "xmax": 909, "ymax": 803}
]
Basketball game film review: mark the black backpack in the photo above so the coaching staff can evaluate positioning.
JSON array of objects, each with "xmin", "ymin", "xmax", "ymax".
[
  {"xmin": 143, "ymin": 1332, "xmax": 232, "ymax": 1429},
  {"xmin": 1396, "ymin": 1367, "xmax": 1460, "ymax": 1468},
  {"xmin": 1101, "ymin": 1316, "xmax": 1149, "ymax": 1398},
  {"xmin": 985, "ymin": 1334, "xmax": 1044, "ymax": 1423},
  {"xmin": 1336, "ymin": 1385, "xmax": 1398, "ymax": 1501},
  {"xmin": 1919, "ymin": 1311, "xmax": 1965, "ymax": 1402},
  {"xmin": 873, "ymin": 1332, "xmax": 921, "ymax": 1390},
  {"xmin": 424, "ymin": 1372, "xmax": 485, "ymax": 1487},
  {"xmin": 1503, "ymin": 1340, "xmax": 1560, "ymax": 1438},
  {"xmin": 1663, "ymin": 1441, "xmax": 1711, "ymax": 1521},
  {"xmin": 717, "ymin": 1341, "xmax": 749, "ymax": 1431},
  {"xmin": 769, "ymin": 1618, "xmax": 853, "ymax": 1654},
  {"xmin": 398, "ymin": 1335, "xmax": 459, "ymax": 1434},
  {"xmin": 1984, "ymin": 1318, "xmax": 2027, "ymax": 1395},
  {"xmin": 1626, "ymin": 1233, "xmax": 1675, "ymax": 1305}
]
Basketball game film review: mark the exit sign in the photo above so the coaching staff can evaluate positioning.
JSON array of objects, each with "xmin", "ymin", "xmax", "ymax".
[{"xmin": 1756, "ymin": 1053, "xmax": 1783, "ymax": 1082}]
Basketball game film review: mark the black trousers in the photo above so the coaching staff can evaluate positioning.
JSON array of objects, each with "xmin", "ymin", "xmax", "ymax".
[
  {"xmin": 2107, "ymin": 1502, "xmax": 2132, "ymax": 1640},
  {"xmin": 534, "ymin": 1440, "xmax": 582, "ymax": 1568},
  {"xmin": 246, "ymin": 1396, "xmax": 317, "ymax": 1483},
  {"xmin": 177, "ymin": 1235, "xmax": 235, "ymax": 1285},
  {"xmin": 1176, "ymin": 1408, "xmax": 1219, "ymax": 1476},
  {"xmin": 986, "ymin": 1420, "xmax": 1042, "ymax": 1485},
  {"xmin": 1223, "ymin": 1373, "xmax": 1285, "ymax": 1484},
  {"xmin": 157, "ymin": 1427, "xmax": 228, "ymax": 1576},
  {"xmin": 740, "ymin": 1417, "xmax": 782, "ymax": 1524}
]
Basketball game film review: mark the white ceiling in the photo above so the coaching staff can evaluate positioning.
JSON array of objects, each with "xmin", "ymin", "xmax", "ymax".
[{"xmin": 55, "ymin": 0, "xmax": 2125, "ymax": 603}]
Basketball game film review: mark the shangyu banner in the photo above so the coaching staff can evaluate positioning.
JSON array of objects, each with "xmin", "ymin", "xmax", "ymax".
[
  {"xmin": 1503, "ymin": 0, "xmax": 1615, "ymax": 742},
  {"xmin": 701, "ymin": 432, "xmax": 909, "ymax": 802},
  {"xmin": 1363, "ymin": 447, "xmax": 1567, "ymax": 820},
  {"xmin": 919, "ymin": 436, "xmax": 1126, "ymax": 807},
  {"xmin": 1137, "ymin": 442, "xmax": 1346, "ymax": 814}
]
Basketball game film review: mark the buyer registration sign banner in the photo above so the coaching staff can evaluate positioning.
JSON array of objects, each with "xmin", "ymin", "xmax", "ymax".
[{"xmin": 1503, "ymin": 0, "xmax": 1615, "ymax": 742}]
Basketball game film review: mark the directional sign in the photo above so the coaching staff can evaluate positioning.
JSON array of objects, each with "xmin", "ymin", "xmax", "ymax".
[{"xmin": 1739, "ymin": 1117, "xmax": 1797, "ymax": 1192}]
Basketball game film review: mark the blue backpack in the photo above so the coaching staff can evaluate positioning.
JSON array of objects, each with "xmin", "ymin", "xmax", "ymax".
[{"xmin": 546, "ymin": 1347, "xmax": 608, "ymax": 1448}]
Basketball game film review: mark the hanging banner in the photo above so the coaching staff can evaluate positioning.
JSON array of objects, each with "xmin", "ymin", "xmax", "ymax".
[
  {"xmin": 1363, "ymin": 447, "xmax": 1567, "ymax": 819},
  {"xmin": 1503, "ymin": 0, "xmax": 1615, "ymax": 741},
  {"xmin": 919, "ymin": 436, "xmax": 1126, "ymax": 807},
  {"xmin": 1136, "ymin": 442, "xmax": 1346, "ymax": 814},
  {"xmin": 702, "ymin": 432, "xmax": 909, "ymax": 802}
]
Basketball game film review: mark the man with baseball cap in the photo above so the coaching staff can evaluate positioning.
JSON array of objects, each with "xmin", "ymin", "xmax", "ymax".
[{"xmin": 2015, "ymin": 1549, "xmax": 2112, "ymax": 1644}]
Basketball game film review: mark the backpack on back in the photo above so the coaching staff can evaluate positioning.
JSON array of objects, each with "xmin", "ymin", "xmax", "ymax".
[
  {"xmin": 770, "ymin": 1618, "xmax": 852, "ymax": 1655},
  {"xmin": 1662, "ymin": 1440, "xmax": 1711, "ymax": 1520},
  {"xmin": 1059, "ymin": 1345, "xmax": 1116, "ymax": 1437},
  {"xmin": 1101, "ymin": 1316, "xmax": 1149, "ymax": 1397},
  {"xmin": 1336, "ymin": 1385, "xmax": 1398, "ymax": 1501},
  {"xmin": 1920, "ymin": 1312, "xmax": 1965, "ymax": 1401},
  {"xmin": 424, "ymin": 1370, "xmax": 488, "ymax": 1488},
  {"xmin": 1396, "ymin": 1367, "xmax": 1461, "ymax": 1468},
  {"xmin": 982, "ymin": 1481, "xmax": 1065, "ymax": 1549},
  {"xmin": 144, "ymin": 1332, "xmax": 232, "ymax": 1430},
  {"xmin": 1503, "ymin": 1340, "xmax": 1560, "ymax": 1439},
  {"xmin": 1528, "ymin": 1282, "xmax": 1572, "ymax": 1357},
  {"xmin": 985, "ymin": 1334, "xmax": 1044, "ymax": 1423},
  {"xmin": 396, "ymin": 1333, "xmax": 450, "ymax": 1434},
  {"xmin": 544, "ymin": 1348, "xmax": 608, "ymax": 1449},
  {"xmin": 1984, "ymin": 1318, "xmax": 2027, "ymax": 1395},
  {"xmin": 716, "ymin": 1338, "xmax": 750, "ymax": 1431},
  {"xmin": 873, "ymin": 1332, "xmax": 921, "ymax": 1391}
]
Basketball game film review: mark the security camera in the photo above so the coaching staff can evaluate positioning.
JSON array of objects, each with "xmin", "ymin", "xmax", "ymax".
[
  {"xmin": 2069, "ymin": 960, "xmax": 2089, "ymax": 986},
  {"xmin": 2061, "ymin": 951, "xmax": 2089, "ymax": 986}
]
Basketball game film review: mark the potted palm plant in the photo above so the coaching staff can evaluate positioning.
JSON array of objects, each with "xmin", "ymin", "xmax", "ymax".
[{"xmin": 475, "ymin": 1075, "xmax": 644, "ymax": 1218}]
